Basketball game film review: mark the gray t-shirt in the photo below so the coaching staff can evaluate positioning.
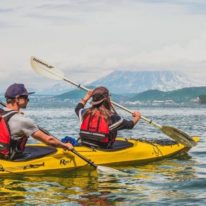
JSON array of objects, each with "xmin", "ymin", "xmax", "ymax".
[{"xmin": 4, "ymin": 108, "xmax": 39, "ymax": 140}]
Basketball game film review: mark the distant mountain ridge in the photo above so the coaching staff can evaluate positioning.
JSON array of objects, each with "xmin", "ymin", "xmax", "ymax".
[
  {"xmin": 55, "ymin": 88, "xmax": 129, "ymax": 102},
  {"xmin": 130, "ymin": 86, "xmax": 206, "ymax": 103},
  {"xmin": 90, "ymin": 70, "xmax": 199, "ymax": 94},
  {"xmin": 54, "ymin": 86, "xmax": 206, "ymax": 105}
]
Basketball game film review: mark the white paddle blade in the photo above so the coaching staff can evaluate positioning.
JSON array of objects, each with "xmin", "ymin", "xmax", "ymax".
[
  {"xmin": 97, "ymin": 166, "xmax": 128, "ymax": 176},
  {"xmin": 30, "ymin": 56, "xmax": 64, "ymax": 80}
]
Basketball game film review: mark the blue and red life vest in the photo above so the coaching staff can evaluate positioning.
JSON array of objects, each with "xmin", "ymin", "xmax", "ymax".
[
  {"xmin": 0, "ymin": 108, "xmax": 27, "ymax": 159},
  {"xmin": 80, "ymin": 110, "xmax": 114, "ymax": 147}
]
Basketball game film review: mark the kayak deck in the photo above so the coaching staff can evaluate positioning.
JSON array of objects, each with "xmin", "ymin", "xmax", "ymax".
[{"xmin": 0, "ymin": 137, "xmax": 199, "ymax": 175}]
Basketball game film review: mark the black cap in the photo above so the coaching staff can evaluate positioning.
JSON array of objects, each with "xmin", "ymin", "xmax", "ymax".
[
  {"xmin": 5, "ymin": 83, "xmax": 35, "ymax": 99},
  {"xmin": 91, "ymin": 86, "xmax": 109, "ymax": 106}
]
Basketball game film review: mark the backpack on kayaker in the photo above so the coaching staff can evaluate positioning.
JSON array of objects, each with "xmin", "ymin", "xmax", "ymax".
[
  {"xmin": 80, "ymin": 110, "xmax": 114, "ymax": 148},
  {"xmin": 0, "ymin": 108, "xmax": 17, "ymax": 158}
]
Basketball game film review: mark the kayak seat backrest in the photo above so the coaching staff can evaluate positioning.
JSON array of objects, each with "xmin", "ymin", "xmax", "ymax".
[
  {"xmin": 13, "ymin": 146, "xmax": 57, "ymax": 162},
  {"xmin": 104, "ymin": 140, "xmax": 133, "ymax": 151}
]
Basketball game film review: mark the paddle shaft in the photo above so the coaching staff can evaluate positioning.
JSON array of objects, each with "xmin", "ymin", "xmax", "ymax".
[
  {"xmin": 62, "ymin": 77, "xmax": 162, "ymax": 129},
  {"xmin": 40, "ymin": 127, "xmax": 98, "ymax": 168},
  {"xmin": 38, "ymin": 124, "xmax": 98, "ymax": 168},
  {"xmin": 71, "ymin": 149, "xmax": 97, "ymax": 169},
  {"xmin": 30, "ymin": 57, "xmax": 162, "ymax": 128},
  {"xmin": 37, "ymin": 126, "xmax": 98, "ymax": 168},
  {"xmin": 39, "ymin": 130, "xmax": 97, "ymax": 168}
]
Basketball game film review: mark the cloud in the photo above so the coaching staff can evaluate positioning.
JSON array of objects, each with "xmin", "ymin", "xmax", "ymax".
[
  {"xmin": 0, "ymin": 0, "xmax": 206, "ymax": 91},
  {"xmin": 0, "ymin": 8, "xmax": 13, "ymax": 13}
]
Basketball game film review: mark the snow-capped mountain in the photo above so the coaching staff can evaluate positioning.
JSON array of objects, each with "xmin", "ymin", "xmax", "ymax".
[{"xmin": 90, "ymin": 71, "xmax": 200, "ymax": 94}]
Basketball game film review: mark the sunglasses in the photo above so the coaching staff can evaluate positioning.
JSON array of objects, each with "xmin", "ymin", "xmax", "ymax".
[{"xmin": 19, "ymin": 95, "xmax": 29, "ymax": 101}]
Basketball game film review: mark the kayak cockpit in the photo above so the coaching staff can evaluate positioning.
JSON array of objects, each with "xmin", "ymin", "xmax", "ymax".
[
  {"xmin": 80, "ymin": 139, "xmax": 134, "ymax": 151},
  {"xmin": 13, "ymin": 146, "xmax": 57, "ymax": 162}
]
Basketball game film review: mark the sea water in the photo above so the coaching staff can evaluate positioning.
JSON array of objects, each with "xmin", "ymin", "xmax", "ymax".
[{"xmin": 0, "ymin": 103, "xmax": 206, "ymax": 205}]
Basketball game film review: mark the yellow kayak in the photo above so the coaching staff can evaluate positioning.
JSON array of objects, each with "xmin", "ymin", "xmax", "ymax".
[{"xmin": 0, "ymin": 137, "xmax": 199, "ymax": 175}]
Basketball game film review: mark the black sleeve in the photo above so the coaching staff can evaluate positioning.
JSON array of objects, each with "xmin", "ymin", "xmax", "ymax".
[
  {"xmin": 110, "ymin": 114, "xmax": 134, "ymax": 131},
  {"xmin": 75, "ymin": 103, "xmax": 84, "ymax": 117},
  {"xmin": 119, "ymin": 119, "xmax": 135, "ymax": 130}
]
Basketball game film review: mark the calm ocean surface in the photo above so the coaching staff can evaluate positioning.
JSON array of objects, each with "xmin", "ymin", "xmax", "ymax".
[{"xmin": 0, "ymin": 103, "xmax": 206, "ymax": 205}]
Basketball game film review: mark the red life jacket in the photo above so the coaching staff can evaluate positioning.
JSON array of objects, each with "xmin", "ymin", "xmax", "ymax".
[
  {"xmin": 0, "ymin": 108, "xmax": 17, "ymax": 157},
  {"xmin": 80, "ymin": 110, "xmax": 113, "ymax": 147},
  {"xmin": 0, "ymin": 108, "xmax": 27, "ymax": 159}
]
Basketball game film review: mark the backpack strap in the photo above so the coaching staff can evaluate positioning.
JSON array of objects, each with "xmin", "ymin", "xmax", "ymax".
[
  {"xmin": 0, "ymin": 108, "xmax": 4, "ymax": 117},
  {"xmin": 1, "ymin": 110, "xmax": 18, "ymax": 121},
  {"xmin": 0, "ymin": 109, "xmax": 18, "ymax": 134}
]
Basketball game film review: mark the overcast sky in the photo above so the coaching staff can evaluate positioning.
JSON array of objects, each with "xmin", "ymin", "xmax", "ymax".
[{"xmin": 0, "ymin": 0, "xmax": 206, "ymax": 92}]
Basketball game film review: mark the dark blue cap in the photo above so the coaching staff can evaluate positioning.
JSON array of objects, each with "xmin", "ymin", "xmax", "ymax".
[{"xmin": 5, "ymin": 83, "xmax": 35, "ymax": 99}]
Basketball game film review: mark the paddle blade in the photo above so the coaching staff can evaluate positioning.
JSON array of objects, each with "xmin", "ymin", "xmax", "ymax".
[
  {"xmin": 97, "ymin": 166, "xmax": 128, "ymax": 176},
  {"xmin": 31, "ymin": 56, "xmax": 64, "ymax": 80},
  {"xmin": 161, "ymin": 126, "xmax": 197, "ymax": 148}
]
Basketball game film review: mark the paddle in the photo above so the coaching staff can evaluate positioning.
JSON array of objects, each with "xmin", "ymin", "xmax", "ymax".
[{"xmin": 30, "ymin": 56, "xmax": 196, "ymax": 148}]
